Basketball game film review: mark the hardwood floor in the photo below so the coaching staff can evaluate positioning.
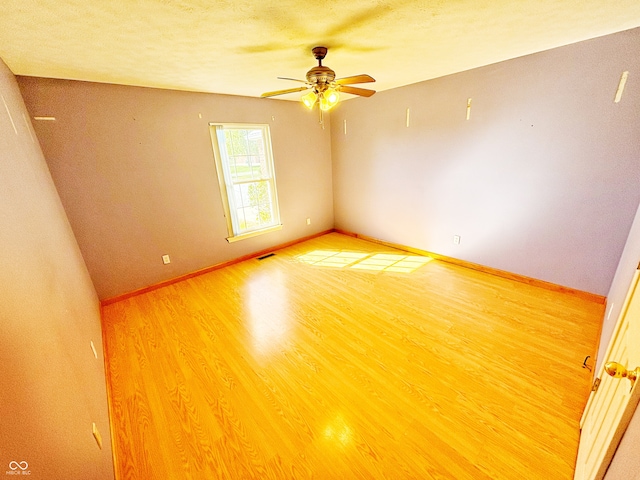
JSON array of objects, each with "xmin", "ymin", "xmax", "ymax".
[{"xmin": 102, "ymin": 232, "xmax": 604, "ymax": 479}]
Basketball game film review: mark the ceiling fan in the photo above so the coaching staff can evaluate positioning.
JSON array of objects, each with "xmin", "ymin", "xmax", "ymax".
[{"xmin": 261, "ymin": 46, "xmax": 376, "ymax": 115}]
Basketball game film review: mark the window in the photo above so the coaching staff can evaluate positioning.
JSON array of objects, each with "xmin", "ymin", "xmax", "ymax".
[{"xmin": 210, "ymin": 123, "xmax": 281, "ymax": 242}]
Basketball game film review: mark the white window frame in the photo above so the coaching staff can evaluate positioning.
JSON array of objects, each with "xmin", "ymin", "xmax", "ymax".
[{"xmin": 209, "ymin": 123, "xmax": 282, "ymax": 242}]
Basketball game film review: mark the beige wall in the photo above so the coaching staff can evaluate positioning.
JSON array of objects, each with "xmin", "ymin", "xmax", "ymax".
[
  {"xmin": 17, "ymin": 79, "xmax": 334, "ymax": 300},
  {"xmin": 330, "ymin": 28, "xmax": 640, "ymax": 296},
  {"xmin": 0, "ymin": 59, "xmax": 114, "ymax": 479}
]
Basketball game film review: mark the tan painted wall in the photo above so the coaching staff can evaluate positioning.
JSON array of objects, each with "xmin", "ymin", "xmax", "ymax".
[
  {"xmin": 17, "ymin": 79, "xmax": 334, "ymax": 300},
  {"xmin": 330, "ymin": 28, "xmax": 640, "ymax": 296},
  {"xmin": 0, "ymin": 59, "xmax": 114, "ymax": 479}
]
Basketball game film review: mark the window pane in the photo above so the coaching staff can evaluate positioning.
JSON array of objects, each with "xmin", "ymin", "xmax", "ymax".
[
  {"xmin": 247, "ymin": 129, "xmax": 263, "ymax": 155},
  {"xmin": 250, "ymin": 156, "xmax": 263, "ymax": 179},
  {"xmin": 212, "ymin": 124, "xmax": 280, "ymax": 238},
  {"xmin": 247, "ymin": 181, "xmax": 269, "ymax": 207},
  {"xmin": 234, "ymin": 155, "xmax": 253, "ymax": 182},
  {"xmin": 258, "ymin": 203, "xmax": 273, "ymax": 225},
  {"xmin": 243, "ymin": 206, "xmax": 260, "ymax": 229},
  {"xmin": 232, "ymin": 184, "xmax": 243, "ymax": 208},
  {"xmin": 224, "ymin": 129, "xmax": 269, "ymax": 182}
]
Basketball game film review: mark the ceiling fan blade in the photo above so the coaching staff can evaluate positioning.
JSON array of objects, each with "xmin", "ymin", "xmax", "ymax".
[
  {"xmin": 277, "ymin": 77, "xmax": 308, "ymax": 83},
  {"xmin": 261, "ymin": 86, "xmax": 310, "ymax": 98},
  {"xmin": 335, "ymin": 74, "xmax": 375, "ymax": 85},
  {"xmin": 338, "ymin": 85, "xmax": 376, "ymax": 97}
]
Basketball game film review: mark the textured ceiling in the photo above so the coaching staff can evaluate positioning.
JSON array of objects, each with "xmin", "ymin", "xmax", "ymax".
[{"xmin": 1, "ymin": 0, "xmax": 640, "ymax": 100}]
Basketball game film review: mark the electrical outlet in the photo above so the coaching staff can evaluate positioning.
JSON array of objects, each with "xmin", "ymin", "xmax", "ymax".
[
  {"xmin": 453, "ymin": 235, "xmax": 461, "ymax": 245},
  {"xmin": 306, "ymin": 218, "xmax": 311, "ymax": 225},
  {"xmin": 162, "ymin": 254, "xmax": 171, "ymax": 265}
]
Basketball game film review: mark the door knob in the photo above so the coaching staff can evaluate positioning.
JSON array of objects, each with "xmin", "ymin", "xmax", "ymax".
[{"xmin": 605, "ymin": 362, "xmax": 640, "ymax": 386}]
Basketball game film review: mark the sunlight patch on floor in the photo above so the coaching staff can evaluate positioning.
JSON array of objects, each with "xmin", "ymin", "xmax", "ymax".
[{"xmin": 297, "ymin": 250, "xmax": 432, "ymax": 273}]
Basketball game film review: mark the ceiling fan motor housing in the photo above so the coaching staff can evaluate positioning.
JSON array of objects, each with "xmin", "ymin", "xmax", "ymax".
[{"xmin": 306, "ymin": 66, "xmax": 336, "ymax": 89}]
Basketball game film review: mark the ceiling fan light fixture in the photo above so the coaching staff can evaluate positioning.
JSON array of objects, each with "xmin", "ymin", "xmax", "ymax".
[
  {"xmin": 265, "ymin": 47, "xmax": 375, "ymax": 119},
  {"xmin": 321, "ymin": 88, "xmax": 340, "ymax": 110},
  {"xmin": 301, "ymin": 90, "xmax": 317, "ymax": 109},
  {"xmin": 317, "ymin": 88, "xmax": 340, "ymax": 111}
]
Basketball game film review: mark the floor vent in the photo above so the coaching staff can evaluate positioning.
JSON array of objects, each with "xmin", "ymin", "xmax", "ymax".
[{"xmin": 257, "ymin": 253, "xmax": 276, "ymax": 260}]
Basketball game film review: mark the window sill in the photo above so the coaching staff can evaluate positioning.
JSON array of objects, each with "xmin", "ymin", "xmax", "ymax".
[{"xmin": 226, "ymin": 224, "xmax": 283, "ymax": 243}]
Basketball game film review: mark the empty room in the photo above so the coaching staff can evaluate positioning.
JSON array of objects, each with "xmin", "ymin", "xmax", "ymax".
[{"xmin": 1, "ymin": 1, "xmax": 640, "ymax": 479}]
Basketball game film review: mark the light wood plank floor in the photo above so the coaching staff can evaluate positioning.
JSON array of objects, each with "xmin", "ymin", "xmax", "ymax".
[{"xmin": 102, "ymin": 232, "xmax": 603, "ymax": 479}]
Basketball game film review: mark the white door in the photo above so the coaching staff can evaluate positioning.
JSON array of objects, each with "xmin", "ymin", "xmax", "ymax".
[{"xmin": 574, "ymin": 268, "xmax": 640, "ymax": 480}]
